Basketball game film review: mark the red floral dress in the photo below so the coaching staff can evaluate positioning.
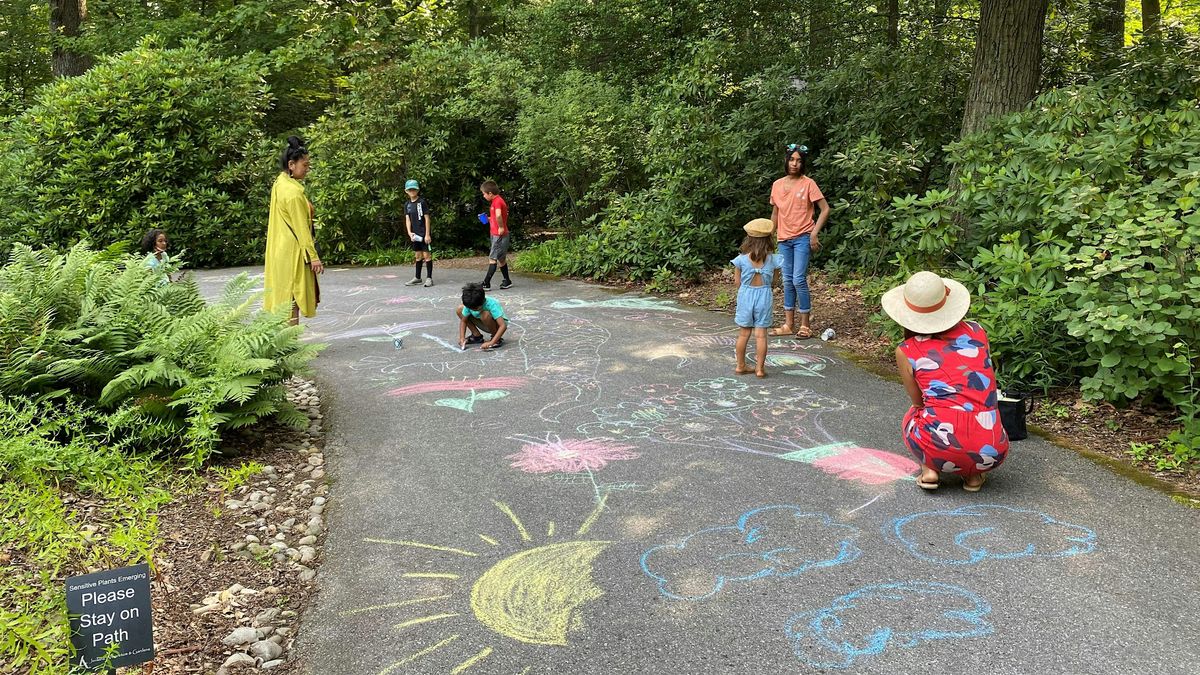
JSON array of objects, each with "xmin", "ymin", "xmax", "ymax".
[{"xmin": 900, "ymin": 321, "xmax": 1009, "ymax": 476}]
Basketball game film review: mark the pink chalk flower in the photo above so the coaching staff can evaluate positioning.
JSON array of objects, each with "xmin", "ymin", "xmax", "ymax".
[{"xmin": 507, "ymin": 437, "xmax": 639, "ymax": 474}]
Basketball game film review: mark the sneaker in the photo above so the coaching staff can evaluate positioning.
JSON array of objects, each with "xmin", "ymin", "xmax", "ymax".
[
  {"xmin": 404, "ymin": 277, "xmax": 422, "ymax": 286},
  {"xmin": 498, "ymin": 280, "xmax": 513, "ymax": 290},
  {"xmin": 423, "ymin": 278, "xmax": 434, "ymax": 287},
  {"xmin": 481, "ymin": 283, "xmax": 491, "ymax": 291}
]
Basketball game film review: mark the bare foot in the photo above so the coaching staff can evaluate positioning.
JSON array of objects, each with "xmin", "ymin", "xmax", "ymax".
[
  {"xmin": 755, "ymin": 370, "xmax": 768, "ymax": 378},
  {"xmin": 734, "ymin": 366, "xmax": 752, "ymax": 375}
]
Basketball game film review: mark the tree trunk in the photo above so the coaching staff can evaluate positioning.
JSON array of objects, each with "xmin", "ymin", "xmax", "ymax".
[
  {"xmin": 959, "ymin": 0, "xmax": 1049, "ymax": 138},
  {"xmin": 49, "ymin": 0, "xmax": 91, "ymax": 77},
  {"xmin": 1088, "ymin": 0, "xmax": 1125, "ymax": 70},
  {"xmin": 886, "ymin": 0, "xmax": 900, "ymax": 49},
  {"xmin": 1141, "ymin": 0, "xmax": 1161, "ymax": 39}
]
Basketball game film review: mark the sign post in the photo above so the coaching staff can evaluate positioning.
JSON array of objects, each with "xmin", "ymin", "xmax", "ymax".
[{"xmin": 66, "ymin": 563, "xmax": 154, "ymax": 672}]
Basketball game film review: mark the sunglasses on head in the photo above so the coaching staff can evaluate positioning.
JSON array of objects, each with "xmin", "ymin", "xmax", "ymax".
[{"xmin": 786, "ymin": 143, "xmax": 808, "ymax": 154}]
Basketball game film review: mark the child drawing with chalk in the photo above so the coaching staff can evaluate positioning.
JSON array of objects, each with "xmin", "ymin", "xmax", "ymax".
[
  {"xmin": 732, "ymin": 218, "xmax": 783, "ymax": 378},
  {"xmin": 457, "ymin": 282, "xmax": 508, "ymax": 350}
]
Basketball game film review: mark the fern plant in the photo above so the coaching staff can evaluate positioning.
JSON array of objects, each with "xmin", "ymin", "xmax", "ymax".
[{"xmin": 0, "ymin": 243, "xmax": 323, "ymax": 466}]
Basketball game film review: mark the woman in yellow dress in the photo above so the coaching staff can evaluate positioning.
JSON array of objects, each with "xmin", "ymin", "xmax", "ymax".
[{"xmin": 265, "ymin": 136, "xmax": 323, "ymax": 324}]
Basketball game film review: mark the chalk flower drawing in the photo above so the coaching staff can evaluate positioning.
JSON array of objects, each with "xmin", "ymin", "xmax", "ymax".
[
  {"xmin": 507, "ymin": 437, "xmax": 639, "ymax": 474},
  {"xmin": 354, "ymin": 500, "xmax": 614, "ymax": 673},
  {"xmin": 640, "ymin": 506, "xmax": 861, "ymax": 601},
  {"xmin": 785, "ymin": 581, "xmax": 993, "ymax": 669},
  {"xmin": 891, "ymin": 505, "xmax": 1098, "ymax": 565}
]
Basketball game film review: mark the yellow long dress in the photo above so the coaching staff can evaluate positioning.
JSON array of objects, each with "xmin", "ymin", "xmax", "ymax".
[{"xmin": 265, "ymin": 172, "xmax": 319, "ymax": 317}]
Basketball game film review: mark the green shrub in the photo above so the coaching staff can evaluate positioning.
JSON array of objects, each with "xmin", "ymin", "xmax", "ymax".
[
  {"xmin": 347, "ymin": 245, "xmax": 479, "ymax": 267},
  {"xmin": 0, "ymin": 39, "xmax": 269, "ymax": 268},
  {"xmin": 879, "ymin": 34, "xmax": 1200, "ymax": 425},
  {"xmin": 511, "ymin": 71, "xmax": 649, "ymax": 229},
  {"xmin": 0, "ymin": 243, "xmax": 320, "ymax": 466},
  {"xmin": 305, "ymin": 42, "xmax": 524, "ymax": 257}
]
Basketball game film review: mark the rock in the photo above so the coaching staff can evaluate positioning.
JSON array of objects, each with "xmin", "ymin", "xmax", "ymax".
[
  {"xmin": 298, "ymin": 546, "xmax": 317, "ymax": 564},
  {"xmin": 310, "ymin": 469, "xmax": 325, "ymax": 480},
  {"xmin": 297, "ymin": 566, "xmax": 316, "ymax": 582},
  {"xmin": 258, "ymin": 625, "xmax": 275, "ymax": 637},
  {"xmin": 222, "ymin": 626, "xmax": 258, "ymax": 646},
  {"xmin": 231, "ymin": 542, "xmax": 247, "ymax": 552},
  {"xmin": 274, "ymin": 533, "xmax": 287, "ymax": 542},
  {"xmin": 249, "ymin": 640, "xmax": 283, "ymax": 661},
  {"xmin": 269, "ymin": 634, "xmax": 285, "ymax": 645},
  {"xmin": 312, "ymin": 497, "xmax": 326, "ymax": 506},
  {"xmin": 260, "ymin": 659, "xmax": 285, "ymax": 669},
  {"xmin": 280, "ymin": 610, "xmax": 298, "ymax": 618},
  {"xmin": 309, "ymin": 505, "xmax": 324, "ymax": 515},
  {"xmin": 245, "ymin": 535, "xmax": 260, "ymax": 543},
  {"xmin": 274, "ymin": 627, "xmax": 292, "ymax": 637},
  {"xmin": 193, "ymin": 603, "xmax": 222, "ymax": 615},
  {"xmin": 286, "ymin": 548, "xmax": 301, "ymax": 561},
  {"xmin": 220, "ymin": 652, "xmax": 257, "ymax": 670},
  {"xmin": 281, "ymin": 518, "xmax": 296, "ymax": 530},
  {"xmin": 298, "ymin": 535, "xmax": 317, "ymax": 546},
  {"xmin": 308, "ymin": 456, "xmax": 324, "ymax": 466}
]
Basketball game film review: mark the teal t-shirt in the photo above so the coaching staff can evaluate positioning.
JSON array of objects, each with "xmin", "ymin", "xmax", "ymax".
[{"xmin": 462, "ymin": 296, "xmax": 506, "ymax": 321}]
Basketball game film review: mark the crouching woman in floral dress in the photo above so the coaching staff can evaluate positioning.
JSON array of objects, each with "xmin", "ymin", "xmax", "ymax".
[{"xmin": 882, "ymin": 271, "xmax": 1009, "ymax": 492}]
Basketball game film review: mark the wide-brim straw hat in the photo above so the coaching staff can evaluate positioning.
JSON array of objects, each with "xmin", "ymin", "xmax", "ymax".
[
  {"xmin": 744, "ymin": 218, "xmax": 774, "ymax": 238},
  {"xmin": 881, "ymin": 271, "xmax": 971, "ymax": 335}
]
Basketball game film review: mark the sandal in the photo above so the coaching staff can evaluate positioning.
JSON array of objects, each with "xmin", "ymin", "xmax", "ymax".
[
  {"xmin": 917, "ymin": 470, "xmax": 940, "ymax": 491},
  {"xmin": 796, "ymin": 325, "xmax": 813, "ymax": 340},
  {"xmin": 963, "ymin": 474, "xmax": 986, "ymax": 493},
  {"xmin": 769, "ymin": 326, "xmax": 794, "ymax": 337}
]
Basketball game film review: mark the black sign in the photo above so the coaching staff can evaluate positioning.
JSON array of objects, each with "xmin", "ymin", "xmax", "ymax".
[{"xmin": 66, "ymin": 563, "xmax": 154, "ymax": 671}]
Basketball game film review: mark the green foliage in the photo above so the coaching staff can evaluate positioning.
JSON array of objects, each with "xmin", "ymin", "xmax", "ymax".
[
  {"xmin": 874, "ymin": 35, "xmax": 1200, "ymax": 434},
  {"xmin": 511, "ymin": 71, "xmax": 648, "ymax": 229},
  {"xmin": 0, "ymin": 398, "xmax": 173, "ymax": 672},
  {"xmin": 0, "ymin": 1, "xmax": 50, "ymax": 117},
  {"xmin": 215, "ymin": 461, "xmax": 264, "ymax": 493},
  {"xmin": 0, "ymin": 243, "xmax": 321, "ymax": 466},
  {"xmin": 347, "ymin": 245, "xmax": 479, "ymax": 267},
  {"xmin": 0, "ymin": 39, "xmax": 269, "ymax": 268},
  {"xmin": 306, "ymin": 42, "xmax": 524, "ymax": 257}
]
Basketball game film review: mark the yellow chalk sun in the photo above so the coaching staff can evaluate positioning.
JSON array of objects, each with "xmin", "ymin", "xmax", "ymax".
[
  {"xmin": 470, "ymin": 540, "xmax": 609, "ymax": 646},
  {"xmin": 356, "ymin": 498, "xmax": 612, "ymax": 674}
]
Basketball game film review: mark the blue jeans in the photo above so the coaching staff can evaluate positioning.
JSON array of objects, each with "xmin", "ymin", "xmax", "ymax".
[{"xmin": 779, "ymin": 234, "xmax": 812, "ymax": 313}]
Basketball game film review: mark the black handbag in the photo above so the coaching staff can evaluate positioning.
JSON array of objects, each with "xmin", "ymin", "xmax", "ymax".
[{"xmin": 997, "ymin": 392, "xmax": 1034, "ymax": 442}]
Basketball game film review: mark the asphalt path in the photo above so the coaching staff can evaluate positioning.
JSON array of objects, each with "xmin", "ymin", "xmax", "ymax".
[{"xmin": 196, "ymin": 265, "xmax": 1200, "ymax": 675}]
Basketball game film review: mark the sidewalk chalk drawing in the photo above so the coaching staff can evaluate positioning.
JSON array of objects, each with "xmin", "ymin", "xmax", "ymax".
[
  {"xmin": 351, "ymin": 500, "xmax": 614, "ymax": 673},
  {"xmin": 785, "ymin": 581, "xmax": 993, "ymax": 669},
  {"xmin": 323, "ymin": 320, "xmax": 446, "ymax": 341},
  {"xmin": 551, "ymin": 297, "xmax": 686, "ymax": 313},
  {"xmin": 890, "ymin": 505, "xmax": 1097, "ymax": 565},
  {"xmin": 506, "ymin": 435, "xmax": 640, "ymax": 535},
  {"xmin": 579, "ymin": 378, "xmax": 918, "ymax": 484},
  {"xmin": 640, "ymin": 506, "xmax": 861, "ymax": 601},
  {"xmin": 435, "ymin": 389, "xmax": 510, "ymax": 413},
  {"xmin": 519, "ymin": 309, "xmax": 609, "ymax": 423},
  {"xmin": 388, "ymin": 377, "xmax": 529, "ymax": 398},
  {"xmin": 778, "ymin": 442, "xmax": 919, "ymax": 485}
]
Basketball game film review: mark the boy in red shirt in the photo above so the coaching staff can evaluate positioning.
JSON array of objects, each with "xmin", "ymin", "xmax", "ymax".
[{"xmin": 480, "ymin": 180, "xmax": 512, "ymax": 290}]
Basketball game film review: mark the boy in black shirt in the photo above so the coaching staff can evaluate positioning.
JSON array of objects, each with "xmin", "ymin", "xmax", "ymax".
[{"xmin": 403, "ymin": 179, "xmax": 434, "ymax": 286}]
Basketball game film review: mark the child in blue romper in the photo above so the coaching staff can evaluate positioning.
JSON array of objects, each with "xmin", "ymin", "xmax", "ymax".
[{"xmin": 732, "ymin": 218, "xmax": 783, "ymax": 378}]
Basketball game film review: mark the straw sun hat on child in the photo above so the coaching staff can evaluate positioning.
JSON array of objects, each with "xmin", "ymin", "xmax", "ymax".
[
  {"xmin": 881, "ymin": 271, "xmax": 971, "ymax": 335},
  {"xmin": 744, "ymin": 218, "xmax": 774, "ymax": 237}
]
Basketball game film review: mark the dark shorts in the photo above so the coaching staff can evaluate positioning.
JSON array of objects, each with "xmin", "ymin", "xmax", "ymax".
[
  {"xmin": 489, "ymin": 234, "xmax": 510, "ymax": 263},
  {"xmin": 411, "ymin": 240, "xmax": 430, "ymax": 252}
]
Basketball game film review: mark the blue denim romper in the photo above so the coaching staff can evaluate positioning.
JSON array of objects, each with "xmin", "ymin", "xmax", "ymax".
[{"xmin": 731, "ymin": 254, "xmax": 782, "ymax": 328}]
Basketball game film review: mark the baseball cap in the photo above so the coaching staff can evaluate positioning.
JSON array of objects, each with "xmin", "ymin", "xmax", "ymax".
[{"xmin": 404, "ymin": 179, "xmax": 420, "ymax": 190}]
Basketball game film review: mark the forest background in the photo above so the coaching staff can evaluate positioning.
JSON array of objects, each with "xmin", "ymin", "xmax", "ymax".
[{"xmin": 1, "ymin": 0, "xmax": 1198, "ymax": 487}]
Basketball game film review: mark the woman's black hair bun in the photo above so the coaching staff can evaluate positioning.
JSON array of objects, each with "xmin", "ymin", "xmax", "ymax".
[{"xmin": 287, "ymin": 135, "xmax": 305, "ymax": 149}]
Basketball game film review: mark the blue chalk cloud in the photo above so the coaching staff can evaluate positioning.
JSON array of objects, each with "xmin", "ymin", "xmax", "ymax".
[
  {"xmin": 786, "ymin": 581, "xmax": 993, "ymax": 669},
  {"xmin": 891, "ymin": 504, "xmax": 1097, "ymax": 565},
  {"xmin": 640, "ymin": 506, "xmax": 860, "ymax": 601}
]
